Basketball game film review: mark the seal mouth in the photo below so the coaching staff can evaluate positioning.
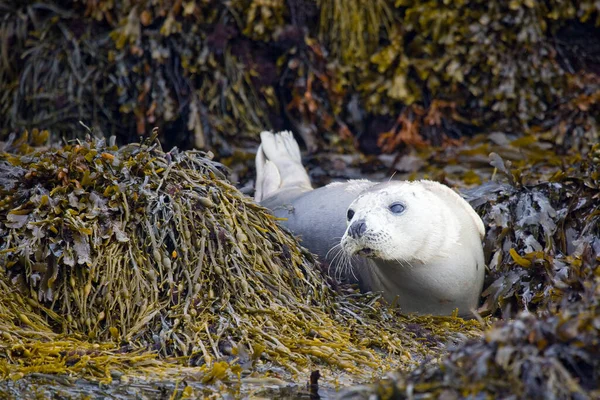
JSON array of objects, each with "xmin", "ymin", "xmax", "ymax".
[{"xmin": 357, "ymin": 248, "xmax": 374, "ymax": 257}]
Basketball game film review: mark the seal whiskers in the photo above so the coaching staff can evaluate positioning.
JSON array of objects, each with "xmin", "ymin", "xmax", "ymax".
[{"xmin": 326, "ymin": 242, "xmax": 358, "ymax": 282}]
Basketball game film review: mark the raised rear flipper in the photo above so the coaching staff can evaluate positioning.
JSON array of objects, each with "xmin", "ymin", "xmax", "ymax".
[{"xmin": 254, "ymin": 131, "xmax": 312, "ymax": 202}]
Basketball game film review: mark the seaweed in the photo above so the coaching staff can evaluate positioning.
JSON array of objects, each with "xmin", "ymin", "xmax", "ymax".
[
  {"xmin": 3, "ymin": 1, "xmax": 600, "ymax": 395},
  {"xmin": 469, "ymin": 145, "xmax": 600, "ymax": 315},
  {"xmin": 343, "ymin": 298, "xmax": 600, "ymax": 399},
  {"xmin": 2, "ymin": 1, "xmax": 598, "ymax": 155},
  {"xmin": 0, "ymin": 1, "xmax": 277, "ymax": 151}
]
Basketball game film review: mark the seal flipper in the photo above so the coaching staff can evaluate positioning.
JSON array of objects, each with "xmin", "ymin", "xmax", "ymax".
[
  {"xmin": 255, "ymin": 131, "xmax": 312, "ymax": 202},
  {"xmin": 255, "ymin": 144, "xmax": 281, "ymax": 202}
]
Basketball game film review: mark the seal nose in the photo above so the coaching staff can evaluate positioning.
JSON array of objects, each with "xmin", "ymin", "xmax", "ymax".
[{"xmin": 349, "ymin": 219, "xmax": 367, "ymax": 239}]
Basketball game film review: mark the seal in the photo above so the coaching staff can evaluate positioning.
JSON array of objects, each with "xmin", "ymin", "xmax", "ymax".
[{"xmin": 255, "ymin": 131, "xmax": 485, "ymax": 316}]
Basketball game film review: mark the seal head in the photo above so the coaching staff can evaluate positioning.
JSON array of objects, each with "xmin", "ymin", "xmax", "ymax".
[
  {"xmin": 340, "ymin": 180, "xmax": 485, "ymax": 315},
  {"xmin": 342, "ymin": 181, "xmax": 482, "ymax": 263}
]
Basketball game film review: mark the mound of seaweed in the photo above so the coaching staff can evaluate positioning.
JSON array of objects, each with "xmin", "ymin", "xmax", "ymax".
[
  {"xmin": 340, "ymin": 145, "xmax": 600, "ymax": 398},
  {"xmin": 473, "ymin": 145, "xmax": 600, "ymax": 315},
  {"xmin": 1, "ymin": 1, "xmax": 598, "ymax": 153},
  {"xmin": 0, "ymin": 132, "xmax": 483, "ymax": 385}
]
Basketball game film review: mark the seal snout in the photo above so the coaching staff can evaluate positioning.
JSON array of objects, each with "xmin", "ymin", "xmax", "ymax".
[{"xmin": 348, "ymin": 219, "xmax": 367, "ymax": 239}]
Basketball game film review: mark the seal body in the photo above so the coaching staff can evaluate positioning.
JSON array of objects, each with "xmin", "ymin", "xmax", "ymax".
[{"xmin": 255, "ymin": 131, "xmax": 485, "ymax": 316}]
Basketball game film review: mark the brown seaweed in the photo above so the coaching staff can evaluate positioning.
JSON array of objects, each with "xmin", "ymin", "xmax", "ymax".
[
  {"xmin": 469, "ymin": 145, "xmax": 600, "ymax": 315},
  {"xmin": 343, "ymin": 298, "xmax": 600, "ymax": 399},
  {"xmin": 1, "ymin": 1, "xmax": 598, "ymax": 154}
]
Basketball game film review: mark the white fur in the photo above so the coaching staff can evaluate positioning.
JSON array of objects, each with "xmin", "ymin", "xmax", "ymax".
[
  {"xmin": 326, "ymin": 179, "xmax": 373, "ymax": 193},
  {"xmin": 340, "ymin": 180, "xmax": 486, "ymax": 315},
  {"xmin": 342, "ymin": 181, "xmax": 466, "ymax": 262}
]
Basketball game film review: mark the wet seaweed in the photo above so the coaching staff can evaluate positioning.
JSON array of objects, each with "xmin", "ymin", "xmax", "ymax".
[
  {"xmin": 2, "ymin": 1, "xmax": 598, "ymax": 154},
  {"xmin": 343, "ymin": 298, "xmax": 600, "ymax": 399},
  {"xmin": 470, "ymin": 145, "xmax": 600, "ymax": 315}
]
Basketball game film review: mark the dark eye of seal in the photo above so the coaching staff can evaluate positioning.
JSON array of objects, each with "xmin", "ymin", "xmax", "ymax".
[
  {"xmin": 389, "ymin": 202, "xmax": 405, "ymax": 214},
  {"xmin": 347, "ymin": 209, "xmax": 355, "ymax": 220}
]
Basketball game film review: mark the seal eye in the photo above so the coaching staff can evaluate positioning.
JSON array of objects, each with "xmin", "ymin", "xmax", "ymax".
[
  {"xmin": 389, "ymin": 202, "xmax": 405, "ymax": 214},
  {"xmin": 347, "ymin": 209, "xmax": 355, "ymax": 221}
]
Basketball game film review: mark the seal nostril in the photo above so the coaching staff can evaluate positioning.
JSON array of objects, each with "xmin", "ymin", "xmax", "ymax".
[{"xmin": 349, "ymin": 219, "xmax": 366, "ymax": 238}]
